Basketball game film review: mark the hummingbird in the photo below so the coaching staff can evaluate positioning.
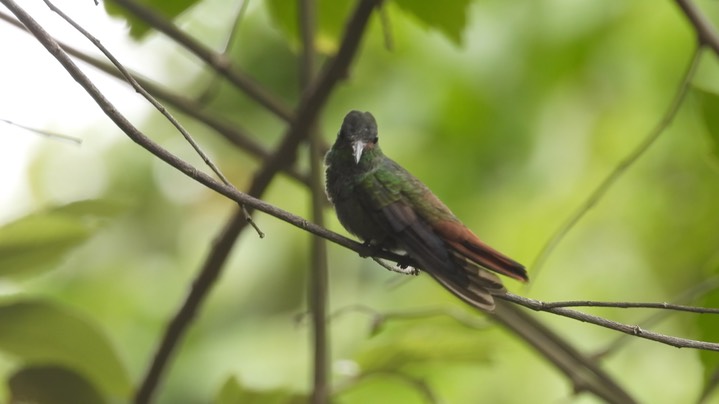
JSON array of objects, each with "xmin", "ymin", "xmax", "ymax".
[{"xmin": 325, "ymin": 110, "xmax": 528, "ymax": 311}]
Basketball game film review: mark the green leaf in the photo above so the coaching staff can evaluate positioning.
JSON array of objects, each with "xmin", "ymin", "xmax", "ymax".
[
  {"xmin": 0, "ymin": 300, "xmax": 131, "ymax": 398},
  {"xmin": 265, "ymin": 0, "xmax": 355, "ymax": 54},
  {"xmin": 695, "ymin": 88, "xmax": 719, "ymax": 160},
  {"xmin": 214, "ymin": 375, "xmax": 305, "ymax": 404},
  {"xmin": 8, "ymin": 366, "xmax": 106, "ymax": 404},
  {"xmin": 0, "ymin": 199, "xmax": 128, "ymax": 280},
  {"xmin": 104, "ymin": 0, "xmax": 200, "ymax": 39},
  {"xmin": 354, "ymin": 318, "xmax": 491, "ymax": 373},
  {"xmin": 393, "ymin": 0, "xmax": 472, "ymax": 45}
]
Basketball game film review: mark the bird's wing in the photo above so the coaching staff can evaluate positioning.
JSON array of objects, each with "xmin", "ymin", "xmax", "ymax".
[{"xmin": 355, "ymin": 162, "xmax": 505, "ymax": 310}]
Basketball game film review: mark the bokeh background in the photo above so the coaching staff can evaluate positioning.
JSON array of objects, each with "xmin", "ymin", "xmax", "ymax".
[{"xmin": 2, "ymin": 0, "xmax": 719, "ymax": 402}]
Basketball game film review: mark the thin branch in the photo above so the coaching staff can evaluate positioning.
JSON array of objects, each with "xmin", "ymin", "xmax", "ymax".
[
  {"xmin": 0, "ymin": 10, "xmax": 310, "ymax": 186},
  {"xmin": 328, "ymin": 304, "xmax": 491, "ymax": 333},
  {"xmin": 593, "ymin": 274, "xmax": 719, "ymax": 359},
  {"xmin": 42, "ymin": 0, "xmax": 263, "ymax": 238},
  {"xmin": 0, "ymin": 117, "xmax": 82, "ymax": 144},
  {"xmin": 378, "ymin": 3, "xmax": 393, "ymax": 51},
  {"xmin": 105, "ymin": 0, "xmax": 294, "ymax": 121},
  {"xmin": 499, "ymin": 293, "xmax": 719, "ymax": 351},
  {"xmin": 674, "ymin": 0, "xmax": 719, "ymax": 55},
  {"xmin": 540, "ymin": 299, "xmax": 719, "ymax": 314},
  {"xmin": 530, "ymin": 46, "xmax": 703, "ymax": 280},
  {"xmin": 195, "ymin": 0, "xmax": 250, "ymax": 105}
]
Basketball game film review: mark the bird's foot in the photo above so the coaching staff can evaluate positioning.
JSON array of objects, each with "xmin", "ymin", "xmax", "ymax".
[{"xmin": 359, "ymin": 240, "xmax": 382, "ymax": 258}]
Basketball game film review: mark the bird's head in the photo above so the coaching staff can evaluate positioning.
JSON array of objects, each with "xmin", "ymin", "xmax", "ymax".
[{"xmin": 339, "ymin": 110, "xmax": 379, "ymax": 164}]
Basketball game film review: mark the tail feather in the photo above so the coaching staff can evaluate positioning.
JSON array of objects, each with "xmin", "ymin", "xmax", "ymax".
[{"xmin": 432, "ymin": 219, "xmax": 528, "ymax": 282}]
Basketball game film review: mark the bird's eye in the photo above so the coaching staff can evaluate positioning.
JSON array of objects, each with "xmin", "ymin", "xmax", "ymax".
[{"xmin": 372, "ymin": 136, "xmax": 378, "ymax": 144}]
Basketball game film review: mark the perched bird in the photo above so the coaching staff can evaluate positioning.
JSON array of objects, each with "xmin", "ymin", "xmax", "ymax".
[
  {"xmin": 324, "ymin": 111, "xmax": 637, "ymax": 403},
  {"xmin": 325, "ymin": 110, "xmax": 528, "ymax": 311}
]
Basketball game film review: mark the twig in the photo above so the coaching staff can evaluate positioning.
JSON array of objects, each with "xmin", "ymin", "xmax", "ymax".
[
  {"xmin": 195, "ymin": 0, "xmax": 250, "ymax": 105},
  {"xmin": 105, "ymin": 0, "xmax": 293, "ymax": 121},
  {"xmin": 42, "ymin": 0, "xmax": 264, "ymax": 238},
  {"xmin": 593, "ymin": 274, "xmax": 719, "ymax": 359},
  {"xmin": 0, "ymin": 117, "xmax": 82, "ymax": 144},
  {"xmin": 0, "ymin": 10, "xmax": 310, "ymax": 186},
  {"xmin": 328, "ymin": 304, "xmax": 491, "ymax": 332},
  {"xmin": 530, "ymin": 46, "xmax": 703, "ymax": 280},
  {"xmin": 378, "ymin": 3, "xmax": 393, "ymax": 51},
  {"xmin": 540, "ymin": 299, "xmax": 719, "ymax": 314},
  {"xmin": 674, "ymin": 0, "xmax": 719, "ymax": 55},
  {"xmin": 499, "ymin": 293, "xmax": 719, "ymax": 351}
]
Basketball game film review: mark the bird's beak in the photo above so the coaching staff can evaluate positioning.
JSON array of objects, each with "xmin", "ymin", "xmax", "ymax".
[{"xmin": 352, "ymin": 140, "xmax": 366, "ymax": 164}]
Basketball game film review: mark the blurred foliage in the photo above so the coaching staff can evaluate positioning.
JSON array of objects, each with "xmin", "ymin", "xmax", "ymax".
[
  {"xmin": 8, "ymin": 366, "xmax": 106, "ymax": 404},
  {"xmin": 696, "ymin": 88, "xmax": 719, "ymax": 160},
  {"xmin": 104, "ymin": 0, "xmax": 200, "ymax": 38},
  {"xmin": 0, "ymin": 200, "xmax": 128, "ymax": 280},
  {"xmin": 214, "ymin": 375, "xmax": 306, "ymax": 404},
  {"xmin": 0, "ymin": 300, "xmax": 131, "ymax": 400},
  {"xmin": 3, "ymin": 0, "xmax": 719, "ymax": 403}
]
